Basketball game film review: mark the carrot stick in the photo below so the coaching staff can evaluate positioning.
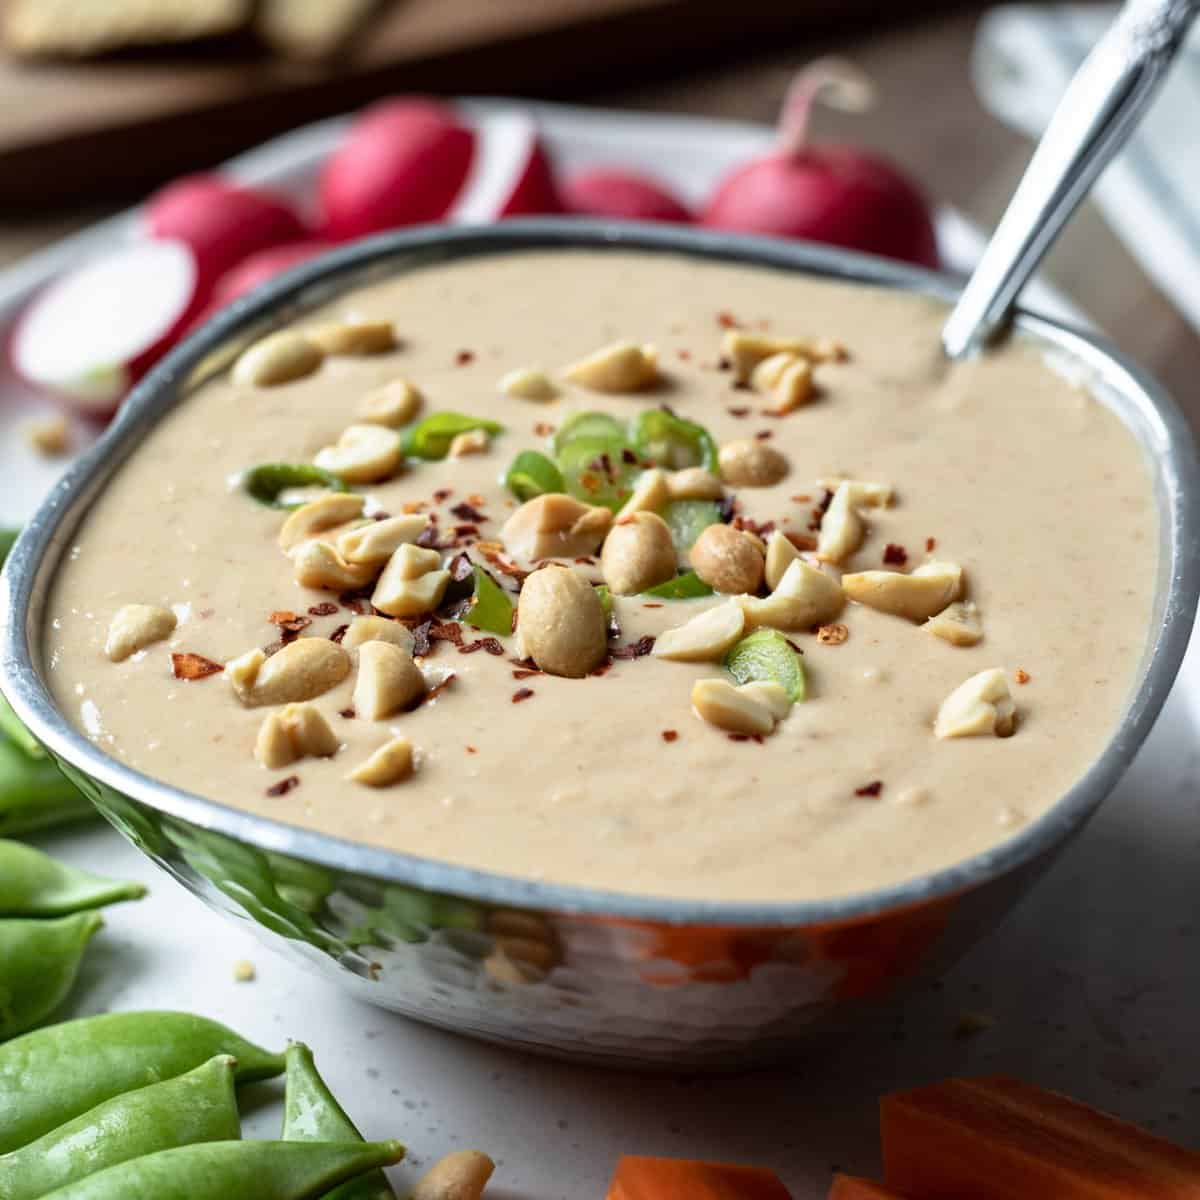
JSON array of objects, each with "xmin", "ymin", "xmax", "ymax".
[
  {"xmin": 607, "ymin": 1155, "xmax": 792, "ymax": 1200},
  {"xmin": 882, "ymin": 1076, "xmax": 1200, "ymax": 1199}
]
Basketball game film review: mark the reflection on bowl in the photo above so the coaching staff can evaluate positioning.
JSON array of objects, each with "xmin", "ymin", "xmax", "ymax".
[{"xmin": 3, "ymin": 222, "xmax": 1196, "ymax": 1066}]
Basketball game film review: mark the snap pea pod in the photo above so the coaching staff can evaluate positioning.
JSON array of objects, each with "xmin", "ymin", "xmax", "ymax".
[
  {"xmin": 242, "ymin": 464, "xmax": 349, "ymax": 510},
  {"xmin": 39, "ymin": 1139, "xmax": 406, "ymax": 1200},
  {"xmin": 283, "ymin": 1044, "xmax": 395, "ymax": 1200},
  {"xmin": 0, "ymin": 698, "xmax": 39, "ymax": 760},
  {"xmin": 724, "ymin": 629, "xmax": 806, "ymax": 702},
  {"xmin": 462, "ymin": 565, "xmax": 513, "ymax": 637},
  {"xmin": 0, "ymin": 737, "xmax": 92, "ymax": 838},
  {"xmin": 631, "ymin": 408, "xmax": 718, "ymax": 472},
  {"xmin": 503, "ymin": 450, "xmax": 564, "ymax": 502},
  {"xmin": 0, "ymin": 912, "xmax": 102, "ymax": 1042},
  {"xmin": 641, "ymin": 571, "xmax": 714, "ymax": 600},
  {"xmin": 0, "ymin": 1010, "xmax": 285, "ymax": 1153},
  {"xmin": 0, "ymin": 1054, "xmax": 241, "ymax": 1200},
  {"xmin": 0, "ymin": 839, "xmax": 145, "ymax": 917},
  {"xmin": 402, "ymin": 413, "xmax": 503, "ymax": 460}
]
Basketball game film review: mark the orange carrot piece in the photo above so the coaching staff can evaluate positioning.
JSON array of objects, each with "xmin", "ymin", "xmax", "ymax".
[
  {"xmin": 608, "ymin": 1155, "xmax": 792, "ymax": 1200},
  {"xmin": 882, "ymin": 1076, "xmax": 1200, "ymax": 1199},
  {"xmin": 827, "ymin": 1174, "xmax": 909, "ymax": 1199}
]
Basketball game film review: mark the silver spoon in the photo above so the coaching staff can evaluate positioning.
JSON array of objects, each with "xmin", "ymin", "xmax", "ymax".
[{"xmin": 942, "ymin": 0, "xmax": 1198, "ymax": 359}]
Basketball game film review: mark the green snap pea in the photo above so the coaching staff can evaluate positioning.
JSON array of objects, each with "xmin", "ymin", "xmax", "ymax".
[
  {"xmin": 0, "ymin": 1010, "xmax": 285, "ymax": 1153},
  {"xmin": 660, "ymin": 498, "xmax": 722, "ymax": 555},
  {"xmin": 463, "ymin": 565, "xmax": 513, "ymax": 637},
  {"xmin": 0, "ymin": 698, "xmax": 39, "ymax": 761},
  {"xmin": 641, "ymin": 571, "xmax": 714, "ymax": 600},
  {"xmin": 38, "ymin": 1139, "xmax": 405, "ymax": 1200},
  {"xmin": 402, "ymin": 412, "xmax": 503, "ymax": 460},
  {"xmin": 283, "ymin": 1044, "xmax": 395, "ymax": 1200},
  {"xmin": 0, "ymin": 737, "xmax": 91, "ymax": 838},
  {"xmin": 724, "ymin": 628, "xmax": 806, "ymax": 702},
  {"xmin": 0, "ymin": 912, "xmax": 102, "ymax": 1042},
  {"xmin": 0, "ymin": 839, "xmax": 144, "ymax": 917},
  {"xmin": 0, "ymin": 1054, "xmax": 241, "ymax": 1200},
  {"xmin": 631, "ymin": 408, "xmax": 718, "ymax": 472},
  {"xmin": 504, "ymin": 450, "xmax": 564, "ymax": 502},
  {"xmin": 242, "ymin": 464, "xmax": 350, "ymax": 510}
]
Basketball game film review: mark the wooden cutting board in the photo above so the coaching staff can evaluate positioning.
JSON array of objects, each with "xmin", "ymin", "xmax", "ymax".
[{"xmin": 0, "ymin": 0, "xmax": 954, "ymax": 208}]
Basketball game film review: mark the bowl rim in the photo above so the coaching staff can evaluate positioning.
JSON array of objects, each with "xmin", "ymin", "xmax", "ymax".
[{"xmin": 3, "ymin": 218, "xmax": 1197, "ymax": 926}]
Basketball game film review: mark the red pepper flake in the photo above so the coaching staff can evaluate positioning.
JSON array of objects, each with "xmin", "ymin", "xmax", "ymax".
[
  {"xmin": 855, "ymin": 781, "xmax": 884, "ymax": 798},
  {"xmin": 450, "ymin": 501, "xmax": 486, "ymax": 523},
  {"xmin": 791, "ymin": 494, "xmax": 812, "ymax": 503},
  {"xmin": 338, "ymin": 586, "xmax": 371, "ymax": 614},
  {"xmin": 459, "ymin": 637, "xmax": 504, "ymax": 656},
  {"xmin": 727, "ymin": 733, "xmax": 765, "ymax": 744},
  {"xmin": 308, "ymin": 601, "xmax": 339, "ymax": 617},
  {"xmin": 433, "ymin": 487, "xmax": 453, "ymax": 503},
  {"xmin": 512, "ymin": 687, "xmax": 535, "ymax": 704},
  {"xmin": 590, "ymin": 659, "xmax": 613, "ymax": 677},
  {"xmin": 453, "ymin": 524, "xmax": 480, "ymax": 539},
  {"xmin": 661, "ymin": 729, "xmax": 679, "ymax": 743},
  {"xmin": 677, "ymin": 348, "xmax": 692, "ymax": 361},
  {"xmin": 925, "ymin": 536, "xmax": 937, "ymax": 552},
  {"xmin": 533, "ymin": 421, "xmax": 555, "ymax": 437},
  {"xmin": 468, "ymin": 492, "xmax": 485, "ymax": 507},
  {"xmin": 328, "ymin": 624, "xmax": 349, "ymax": 644},
  {"xmin": 642, "ymin": 602, "xmax": 664, "ymax": 609},
  {"xmin": 574, "ymin": 556, "xmax": 596, "ymax": 566},
  {"xmin": 466, "ymin": 744, "xmax": 478, "ymax": 754},
  {"xmin": 170, "ymin": 652, "xmax": 223, "ymax": 681},
  {"xmin": 716, "ymin": 311, "xmax": 740, "ymax": 329},
  {"xmin": 423, "ymin": 673, "xmax": 457, "ymax": 704},
  {"xmin": 448, "ymin": 552, "xmax": 474, "ymax": 584},
  {"xmin": 610, "ymin": 635, "xmax": 655, "ymax": 659},
  {"xmin": 883, "ymin": 543, "xmax": 908, "ymax": 567},
  {"xmin": 726, "ymin": 405, "xmax": 751, "ymax": 418},
  {"xmin": 455, "ymin": 350, "xmax": 474, "ymax": 366},
  {"xmin": 717, "ymin": 356, "xmax": 732, "ymax": 372},
  {"xmin": 339, "ymin": 707, "xmax": 355, "ymax": 719},
  {"xmin": 754, "ymin": 430, "xmax": 773, "ymax": 441},
  {"xmin": 402, "ymin": 500, "xmax": 427, "ymax": 515},
  {"xmin": 429, "ymin": 618, "xmax": 464, "ymax": 646},
  {"xmin": 808, "ymin": 489, "xmax": 834, "ymax": 532},
  {"xmin": 1015, "ymin": 668, "xmax": 1031, "ymax": 685},
  {"xmin": 416, "ymin": 525, "xmax": 453, "ymax": 550},
  {"xmin": 266, "ymin": 775, "xmax": 300, "ymax": 797},
  {"xmin": 732, "ymin": 515, "xmax": 775, "ymax": 539},
  {"xmin": 512, "ymin": 668, "xmax": 541, "ymax": 680}
]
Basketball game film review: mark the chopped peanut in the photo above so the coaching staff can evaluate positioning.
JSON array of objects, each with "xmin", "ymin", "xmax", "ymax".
[
  {"xmin": 347, "ymin": 736, "xmax": 415, "ymax": 787},
  {"xmin": 935, "ymin": 668, "xmax": 1016, "ymax": 739},
  {"xmin": 564, "ymin": 340, "xmax": 658, "ymax": 393},
  {"xmin": 104, "ymin": 604, "xmax": 176, "ymax": 662}
]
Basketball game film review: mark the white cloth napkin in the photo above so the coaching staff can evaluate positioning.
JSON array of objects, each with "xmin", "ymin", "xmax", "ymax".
[{"xmin": 973, "ymin": 4, "xmax": 1200, "ymax": 331}]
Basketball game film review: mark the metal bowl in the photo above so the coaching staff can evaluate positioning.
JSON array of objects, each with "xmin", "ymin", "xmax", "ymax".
[{"xmin": 3, "ymin": 221, "xmax": 1197, "ymax": 1067}]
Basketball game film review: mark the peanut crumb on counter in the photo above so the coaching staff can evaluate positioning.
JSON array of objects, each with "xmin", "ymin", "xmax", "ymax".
[
  {"xmin": 233, "ymin": 959, "xmax": 256, "ymax": 983},
  {"xmin": 24, "ymin": 414, "xmax": 71, "ymax": 456}
]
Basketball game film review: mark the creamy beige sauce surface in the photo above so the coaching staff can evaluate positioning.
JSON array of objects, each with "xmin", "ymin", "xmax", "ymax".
[{"xmin": 43, "ymin": 250, "xmax": 1156, "ymax": 902}]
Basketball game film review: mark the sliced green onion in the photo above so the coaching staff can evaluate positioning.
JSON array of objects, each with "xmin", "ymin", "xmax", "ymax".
[
  {"xmin": 641, "ymin": 571, "xmax": 714, "ymax": 600},
  {"xmin": 595, "ymin": 584, "xmax": 612, "ymax": 616},
  {"xmin": 631, "ymin": 408, "xmax": 718, "ymax": 472},
  {"xmin": 241, "ymin": 463, "xmax": 349, "ymax": 510},
  {"xmin": 403, "ymin": 412, "xmax": 504, "ymax": 460},
  {"xmin": 553, "ymin": 411, "xmax": 624, "ymax": 454},
  {"xmin": 464, "ymin": 564, "xmax": 513, "ymax": 637},
  {"xmin": 724, "ymin": 629, "xmax": 806, "ymax": 702},
  {"xmin": 505, "ymin": 450, "xmax": 565, "ymax": 502},
  {"xmin": 661, "ymin": 499, "xmax": 722, "ymax": 555},
  {"xmin": 558, "ymin": 436, "xmax": 639, "ymax": 512}
]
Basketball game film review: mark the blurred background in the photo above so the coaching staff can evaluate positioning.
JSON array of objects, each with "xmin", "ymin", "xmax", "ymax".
[{"xmin": 0, "ymin": 0, "xmax": 1196, "ymax": 418}]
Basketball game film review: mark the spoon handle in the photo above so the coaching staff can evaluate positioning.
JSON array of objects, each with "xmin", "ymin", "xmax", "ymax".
[{"xmin": 942, "ymin": 0, "xmax": 1198, "ymax": 359}]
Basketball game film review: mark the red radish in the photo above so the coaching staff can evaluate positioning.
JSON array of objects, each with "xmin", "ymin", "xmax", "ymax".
[
  {"xmin": 211, "ymin": 239, "xmax": 333, "ymax": 306},
  {"xmin": 10, "ymin": 240, "xmax": 202, "ymax": 415},
  {"xmin": 563, "ymin": 169, "xmax": 691, "ymax": 223},
  {"xmin": 701, "ymin": 60, "xmax": 939, "ymax": 268},
  {"xmin": 319, "ymin": 99, "xmax": 561, "ymax": 238},
  {"xmin": 145, "ymin": 175, "xmax": 309, "ymax": 294},
  {"xmin": 448, "ymin": 110, "xmax": 563, "ymax": 222},
  {"xmin": 319, "ymin": 99, "xmax": 475, "ymax": 238}
]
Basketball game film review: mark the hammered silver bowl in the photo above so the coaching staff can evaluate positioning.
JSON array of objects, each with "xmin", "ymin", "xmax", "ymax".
[{"xmin": 2, "ymin": 221, "xmax": 1196, "ymax": 1067}]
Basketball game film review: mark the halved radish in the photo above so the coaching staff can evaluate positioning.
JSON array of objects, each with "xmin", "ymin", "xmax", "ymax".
[
  {"xmin": 318, "ymin": 98, "xmax": 476, "ymax": 239},
  {"xmin": 563, "ymin": 169, "xmax": 691, "ymax": 223},
  {"xmin": 145, "ymin": 174, "xmax": 309, "ymax": 294},
  {"xmin": 211, "ymin": 239, "xmax": 333, "ymax": 306},
  {"xmin": 449, "ymin": 109, "xmax": 562, "ymax": 223},
  {"xmin": 10, "ymin": 239, "xmax": 202, "ymax": 415}
]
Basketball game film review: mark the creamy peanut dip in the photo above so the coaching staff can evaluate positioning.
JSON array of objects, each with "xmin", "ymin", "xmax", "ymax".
[{"xmin": 43, "ymin": 249, "xmax": 1157, "ymax": 902}]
